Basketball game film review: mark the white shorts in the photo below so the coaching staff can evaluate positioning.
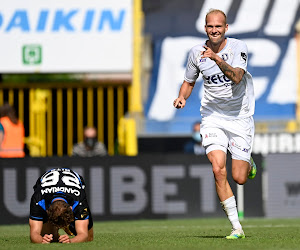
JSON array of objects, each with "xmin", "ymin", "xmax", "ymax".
[{"xmin": 200, "ymin": 116, "xmax": 254, "ymax": 163}]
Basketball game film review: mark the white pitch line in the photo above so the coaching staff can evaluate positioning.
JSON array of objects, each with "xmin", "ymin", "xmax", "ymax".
[
  {"xmin": 244, "ymin": 224, "xmax": 300, "ymax": 228},
  {"xmin": 139, "ymin": 224, "xmax": 300, "ymax": 229}
]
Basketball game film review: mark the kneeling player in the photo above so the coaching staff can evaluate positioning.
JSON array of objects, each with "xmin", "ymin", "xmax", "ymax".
[{"xmin": 29, "ymin": 168, "xmax": 93, "ymax": 243}]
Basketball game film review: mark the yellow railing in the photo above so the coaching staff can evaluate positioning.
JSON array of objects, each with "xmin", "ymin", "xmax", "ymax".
[
  {"xmin": 0, "ymin": 0, "xmax": 143, "ymax": 157},
  {"xmin": 296, "ymin": 23, "xmax": 300, "ymax": 120},
  {"xmin": 0, "ymin": 83, "xmax": 130, "ymax": 156},
  {"xmin": 118, "ymin": 117, "xmax": 138, "ymax": 156},
  {"xmin": 26, "ymin": 89, "xmax": 48, "ymax": 157},
  {"xmin": 130, "ymin": 0, "xmax": 143, "ymax": 113}
]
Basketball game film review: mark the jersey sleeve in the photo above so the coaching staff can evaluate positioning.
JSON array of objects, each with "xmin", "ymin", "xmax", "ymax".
[
  {"xmin": 29, "ymin": 195, "xmax": 46, "ymax": 221},
  {"xmin": 73, "ymin": 198, "xmax": 91, "ymax": 221},
  {"xmin": 184, "ymin": 48, "xmax": 200, "ymax": 83},
  {"xmin": 231, "ymin": 40, "xmax": 248, "ymax": 72}
]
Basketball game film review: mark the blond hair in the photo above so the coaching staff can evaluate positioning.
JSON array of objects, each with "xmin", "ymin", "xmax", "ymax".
[{"xmin": 205, "ymin": 9, "xmax": 227, "ymax": 24}]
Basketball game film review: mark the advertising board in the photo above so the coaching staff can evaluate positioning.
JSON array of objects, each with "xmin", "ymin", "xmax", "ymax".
[
  {"xmin": 0, "ymin": 154, "xmax": 263, "ymax": 225},
  {"xmin": 0, "ymin": 0, "xmax": 132, "ymax": 73}
]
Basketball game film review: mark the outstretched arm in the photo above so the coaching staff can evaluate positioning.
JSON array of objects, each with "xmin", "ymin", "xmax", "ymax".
[
  {"xmin": 202, "ymin": 45, "xmax": 245, "ymax": 84},
  {"xmin": 173, "ymin": 81, "xmax": 195, "ymax": 109}
]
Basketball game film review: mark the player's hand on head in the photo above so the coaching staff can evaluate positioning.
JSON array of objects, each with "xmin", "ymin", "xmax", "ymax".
[
  {"xmin": 42, "ymin": 234, "xmax": 53, "ymax": 244},
  {"xmin": 173, "ymin": 98, "xmax": 186, "ymax": 109},
  {"xmin": 59, "ymin": 234, "xmax": 71, "ymax": 244}
]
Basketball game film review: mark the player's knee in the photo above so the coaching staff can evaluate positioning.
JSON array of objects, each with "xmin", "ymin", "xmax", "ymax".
[
  {"xmin": 212, "ymin": 164, "xmax": 226, "ymax": 180},
  {"xmin": 233, "ymin": 174, "xmax": 247, "ymax": 185}
]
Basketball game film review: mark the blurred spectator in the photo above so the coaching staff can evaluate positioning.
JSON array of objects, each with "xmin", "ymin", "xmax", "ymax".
[
  {"xmin": 184, "ymin": 121, "xmax": 205, "ymax": 155},
  {"xmin": 72, "ymin": 126, "xmax": 107, "ymax": 157},
  {"xmin": 0, "ymin": 103, "xmax": 25, "ymax": 158}
]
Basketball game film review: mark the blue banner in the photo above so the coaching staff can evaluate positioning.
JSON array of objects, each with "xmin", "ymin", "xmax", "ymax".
[{"xmin": 144, "ymin": 0, "xmax": 300, "ymax": 134}]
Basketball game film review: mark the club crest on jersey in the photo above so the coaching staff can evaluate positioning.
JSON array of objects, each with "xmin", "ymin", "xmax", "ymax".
[
  {"xmin": 221, "ymin": 53, "xmax": 228, "ymax": 61},
  {"xmin": 199, "ymin": 58, "xmax": 206, "ymax": 62},
  {"xmin": 241, "ymin": 52, "xmax": 247, "ymax": 62}
]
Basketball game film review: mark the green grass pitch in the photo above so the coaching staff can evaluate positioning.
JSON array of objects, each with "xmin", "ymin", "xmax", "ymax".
[{"xmin": 1, "ymin": 218, "xmax": 300, "ymax": 249}]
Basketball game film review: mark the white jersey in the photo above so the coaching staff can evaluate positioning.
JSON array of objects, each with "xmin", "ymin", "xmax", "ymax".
[{"xmin": 184, "ymin": 38, "xmax": 255, "ymax": 119}]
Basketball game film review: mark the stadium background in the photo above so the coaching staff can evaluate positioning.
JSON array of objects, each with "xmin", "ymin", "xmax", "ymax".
[{"xmin": 0, "ymin": 0, "xmax": 300, "ymax": 224}]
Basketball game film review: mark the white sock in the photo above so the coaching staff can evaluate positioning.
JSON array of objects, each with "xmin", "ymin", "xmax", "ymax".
[{"xmin": 220, "ymin": 196, "xmax": 242, "ymax": 230}]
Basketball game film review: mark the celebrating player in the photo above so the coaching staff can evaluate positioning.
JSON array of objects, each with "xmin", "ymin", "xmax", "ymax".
[
  {"xmin": 173, "ymin": 9, "xmax": 256, "ymax": 239},
  {"xmin": 29, "ymin": 168, "xmax": 93, "ymax": 243}
]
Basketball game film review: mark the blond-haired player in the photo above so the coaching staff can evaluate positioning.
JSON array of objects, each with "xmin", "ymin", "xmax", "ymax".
[{"xmin": 173, "ymin": 9, "xmax": 256, "ymax": 239}]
